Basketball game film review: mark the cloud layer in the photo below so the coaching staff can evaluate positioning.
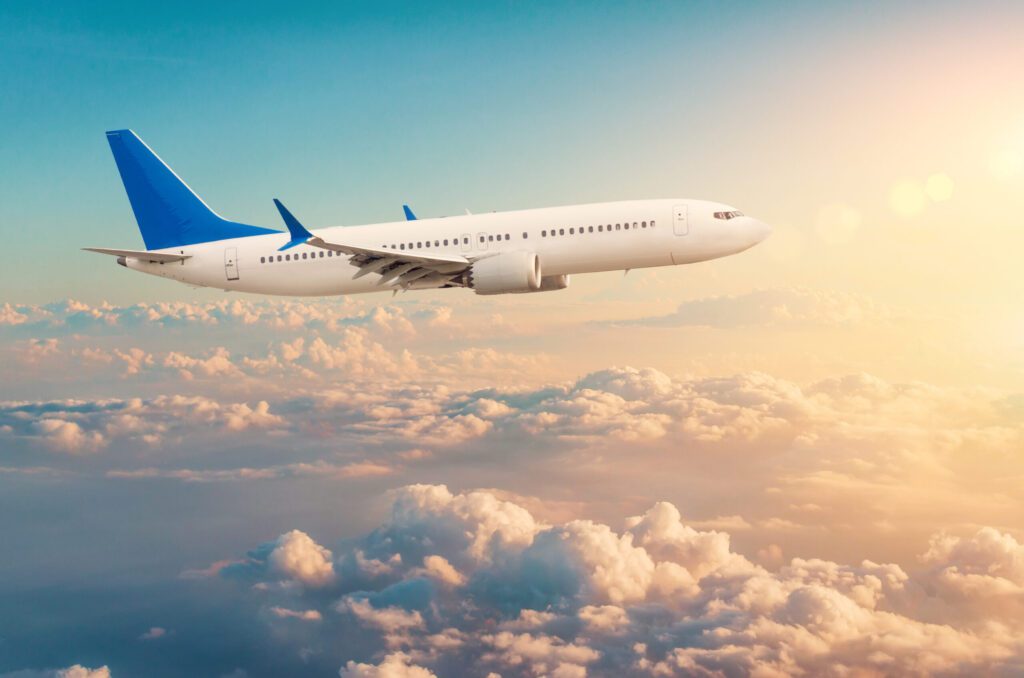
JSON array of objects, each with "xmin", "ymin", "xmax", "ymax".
[{"xmin": 208, "ymin": 484, "xmax": 1024, "ymax": 676}]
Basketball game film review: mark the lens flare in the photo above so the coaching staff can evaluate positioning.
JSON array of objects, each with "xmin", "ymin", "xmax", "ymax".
[
  {"xmin": 889, "ymin": 180, "xmax": 927, "ymax": 218},
  {"xmin": 925, "ymin": 173, "xmax": 954, "ymax": 202}
]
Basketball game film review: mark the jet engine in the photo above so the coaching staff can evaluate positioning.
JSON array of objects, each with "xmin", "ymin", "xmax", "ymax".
[
  {"xmin": 537, "ymin": 274, "xmax": 569, "ymax": 292},
  {"xmin": 468, "ymin": 251, "xmax": 542, "ymax": 295}
]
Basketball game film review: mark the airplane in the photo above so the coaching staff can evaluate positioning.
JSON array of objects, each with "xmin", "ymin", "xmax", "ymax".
[{"xmin": 85, "ymin": 130, "xmax": 771, "ymax": 297}]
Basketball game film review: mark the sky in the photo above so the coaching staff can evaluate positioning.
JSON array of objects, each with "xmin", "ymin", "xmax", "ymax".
[{"xmin": 1, "ymin": 1, "xmax": 1023, "ymax": 676}]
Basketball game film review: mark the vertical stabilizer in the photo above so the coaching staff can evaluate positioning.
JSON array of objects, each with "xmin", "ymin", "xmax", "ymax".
[{"xmin": 106, "ymin": 130, "xmax": 277, "ymax": 250}]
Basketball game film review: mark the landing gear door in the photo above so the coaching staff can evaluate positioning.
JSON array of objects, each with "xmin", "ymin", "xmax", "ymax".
[
  {"xmin": 225, "ymin": 247, "xmax": 239, "ymax": 281},
  {"xmin": 673, "ymin": 204, "xmax": 689, "ymax": 236}
]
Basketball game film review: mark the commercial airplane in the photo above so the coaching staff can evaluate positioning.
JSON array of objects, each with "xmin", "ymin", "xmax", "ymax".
[{"xmin": 86, "ymin": 130, "xmax": 771, "ymax": 296}]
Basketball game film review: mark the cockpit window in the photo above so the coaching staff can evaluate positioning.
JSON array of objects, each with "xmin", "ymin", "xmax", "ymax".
[{"xmin": 714, "ymin": 211, "xmax": 744, "ymax": 220}]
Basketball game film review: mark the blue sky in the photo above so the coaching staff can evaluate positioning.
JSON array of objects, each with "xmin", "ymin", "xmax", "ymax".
[
  {"xmin": 2, "ymin": 2, "xmax": 1024, "ymax": 676},
  {"xmin": 0, "ymin": 0, "xmax": 956, "ymax": 302}
]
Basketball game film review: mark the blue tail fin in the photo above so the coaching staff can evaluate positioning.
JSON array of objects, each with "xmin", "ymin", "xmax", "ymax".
[{"xmin": 106, "ymin": 130, "xmax": 278, "ymax": 250}]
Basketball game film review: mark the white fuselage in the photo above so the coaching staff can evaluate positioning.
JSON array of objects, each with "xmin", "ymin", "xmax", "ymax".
[{"xmin": 124, "ymin": 199, "xmax": 771, "ymax": 296}]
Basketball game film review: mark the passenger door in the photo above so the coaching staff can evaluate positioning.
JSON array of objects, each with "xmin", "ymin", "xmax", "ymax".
[
  {"xmin": 461, "ymin": 233, "xmax": 471, "ymax": 252},
  {"xmin": 673, "ymin": 204, "xmax": 689, "ymax": 236},
  {"xmin": 476, "ymin": 232, "xmax": 488, "ymax": 251},
  {"xmin": 224, "ymin": 247, "xmax": 239, "ymax": 281}
]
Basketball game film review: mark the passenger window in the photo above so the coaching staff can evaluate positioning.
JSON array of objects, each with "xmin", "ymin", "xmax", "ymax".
[
  {"xmin": 588, "ymin": 226, "xmax": 593, "ymax": 233},
  {"xmin": 559, "ymin": 228, "xmax": 565, "ymax": 235},
  {"xmin": 401, "ymin": 244, "xmax": 406, "ymax": 250},
  {"xmin": 260, "ymin": 256, "xmax": 265, "ymax": 263},
  {"xmin": 505, "ymin": 234, "xmax": 510, "ymax": 241},
  {"xmin": 277, "ymin": 255, "xmax": 282, "ymax": 262},
  {"xmin": 642, "ymin": 221, "xmax": 647, "ymax": 228},
  {"xmin": 425, "ymin": 241, "xmax": 430, "ymax": 248},
  {"xmin": 522, "ymin": 232, "xmax": 528, "ymax": 239},
  {"xmin": 598, "ymin": 225, "xmax": 603, "ymax": 232},
  {"xmin": 302, "ymin": 252, "xmax": 307, "ymax": 259},
  {"xmin": 570, "ymin": 228, "xmax": 575, "ymax": 235},
  {"xmin": 542, "ymin": 230, "xmax": 547, "ymax": 237},
  {"xmin": 444, "ymin": 239, "xmax": 449, "ymax": 246},
  {"xmin": 651, "ymin": 220, "xmax": 656, "ymax": 227},
  {"xmin": 488, "ymin": 235, "xmax": 494, "ymax": 242}
]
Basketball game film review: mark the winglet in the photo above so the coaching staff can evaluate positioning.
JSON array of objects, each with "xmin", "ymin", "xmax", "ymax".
[
  {"xmin": 274, "ymin": 199, "xmax": 314, "ymax": 251},
  {"xmin": 403, "ymin": 204, "xmax": 417, "ymax": 221}
]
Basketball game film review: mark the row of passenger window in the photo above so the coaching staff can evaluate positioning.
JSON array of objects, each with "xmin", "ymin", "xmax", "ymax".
[
  {"xmin": 382, "ymin": 219, "xmax": 656, "ymax": 251},
  {"xmin": 714, "ymin": 211, "xmax": 744, "ymax": 220},
  {"xmin": 258, "ymin": 218, "xmax": 657, "ymax": 263},
  {"xmin": 260, "ymin": 250, "xmax": 336, "ymax": 263},
  {"xmin": 390, "ymin": 236, "xmax": 474, "ymax": 251},
  {"xmin": 541, "ymin": 220, "xmax": 654, "ymax": 237}
]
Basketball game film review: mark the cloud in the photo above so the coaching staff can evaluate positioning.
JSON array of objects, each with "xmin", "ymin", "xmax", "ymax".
[
  {"xmin": 269, "ymin": 606, "xmax": 323, "ymax": 622},
  {"xmin": 921, "ymin": 527, "xmax": 1024, "ymax": 617},
  {"xmin": 340, "ymin": 652, "xmax": 437, "ymax": 678},
  {"xmin": 55, "ymin": 669, "xmax": 110, "ymax": 678},
  {"xmin": 210, "ymin": 485, "xmax": 1024, "ymax": 676},
  {"xmin": 32, "ymin": 419, "xmax": 106, "ymax": 454},
  {"xmin": 139, "ymin": 626, "xmax": 167, "ymax": 640},
  {"xmin": 0, "ymin": 303, "xmax": 29, "ymax": 326},
  {"xmin": 106, "ymin": 460, "xmax": 394, "ymax": 483},
  {"xmin": 1, "ymin": 394, "xmax": 286, "ymax": 454},
  {"xmin": 0, "ymin": 667, "xmax": 112, "ymax": 678},
  {"xmin": 340, "ymin": 598, "xmax": 425, "ymax": 633},
  {"xmin": 266, "ymin": 530, "xmax": 336, "ymax": 587}
]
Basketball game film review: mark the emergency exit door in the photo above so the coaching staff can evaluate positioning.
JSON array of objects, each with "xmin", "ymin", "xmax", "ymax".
[
  {"xmin": 673, "ymin": 204, "xmax": 689, "ymax": 236},
  {"xmin": 224, "ymin": 247, "xmax": 239, "ymax": 281}
]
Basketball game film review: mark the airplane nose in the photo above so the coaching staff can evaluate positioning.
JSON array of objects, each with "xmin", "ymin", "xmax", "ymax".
[
  {"xmin": 754, "ymin": 219, "xmax": 773, "ymax": 243},
  {"xmin": 745, "ymin": 218, "xmax": 772, "ymax": 246}
]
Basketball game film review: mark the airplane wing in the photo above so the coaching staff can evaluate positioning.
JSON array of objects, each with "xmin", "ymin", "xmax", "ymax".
[
  {"xmin": 83, "ymin": 247, "xmax": 191, "ymax": 263},
  {"xmin": 273, "ymin": 199, "xmax": 471, "ymax": 289}
]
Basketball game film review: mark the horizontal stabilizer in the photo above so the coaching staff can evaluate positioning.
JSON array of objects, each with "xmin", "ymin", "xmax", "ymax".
[{"xmin": 83, "ymin": 247, "xmax": 191, "ymax": 263}]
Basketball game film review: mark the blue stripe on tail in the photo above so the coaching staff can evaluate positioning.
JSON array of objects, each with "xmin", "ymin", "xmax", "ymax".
[{"xmin": 106, "ymin": 130, "xmax": 278, "ymax": 250}]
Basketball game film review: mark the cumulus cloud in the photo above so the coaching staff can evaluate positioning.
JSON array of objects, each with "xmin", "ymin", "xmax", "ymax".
[
  {"xmin": 340, "ymin": 652, "xmax": 437, "ymax": 678},
  {"xmin": 0, "ymin": 394, "xmax": 286, "ymax": 454},
  {"xmin": 32, "ymin": 419, "xmax": 106, "ymax": 454},
  {"xmin": 921, "ymin": 527, "xmax": 1024, "ymax": 622},
  {"xmin": 267, "ymin": 530, "xmax": 336, "ymax": 587},
  {"xmin": 211, "ymin": 485, "xmax": 1024, "ymax": 676}
]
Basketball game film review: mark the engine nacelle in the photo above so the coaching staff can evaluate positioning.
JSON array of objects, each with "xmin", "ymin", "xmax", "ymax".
[
  {"xmin": 469, "ymin": 251, "xmax": 542, "ymax": 295},
  {"xmin": 536, "ymin": 274, "xmax": 569, "ymax": 292}
]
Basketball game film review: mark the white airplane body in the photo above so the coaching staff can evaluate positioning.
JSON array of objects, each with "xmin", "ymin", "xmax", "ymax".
[{"xmin": 87, "ymin": 131, "xmax": 771, "ymax": 296}]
